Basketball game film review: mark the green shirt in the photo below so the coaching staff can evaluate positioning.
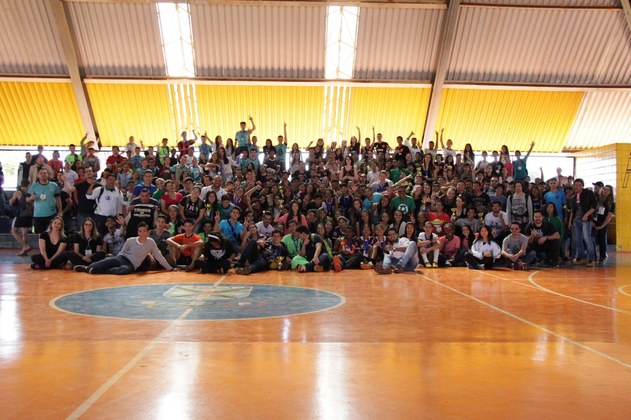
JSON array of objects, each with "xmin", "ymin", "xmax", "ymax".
[
  {"xmin": 390, "ymin": 195, "xmax": 416, "ymax": 218},
  {"xmin": 281, "ymin": 234, "xmax": 303, "ymax": 258}
]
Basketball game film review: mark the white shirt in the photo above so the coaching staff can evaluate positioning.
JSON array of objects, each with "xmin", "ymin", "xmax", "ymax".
[{"xmin": 86, "ymin": 186, "xmax": 123, "ymax": 216}]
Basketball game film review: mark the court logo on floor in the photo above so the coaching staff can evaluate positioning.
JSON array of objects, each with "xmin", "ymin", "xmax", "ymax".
[{"xmin": 51, "ymin": 283, "xmax": 345, "ymax": 320}]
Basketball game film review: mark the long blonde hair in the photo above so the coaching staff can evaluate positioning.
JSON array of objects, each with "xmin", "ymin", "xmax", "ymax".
[{"xmin": 47, "ymin": 216, "xmax": 67, "ymax": 241}]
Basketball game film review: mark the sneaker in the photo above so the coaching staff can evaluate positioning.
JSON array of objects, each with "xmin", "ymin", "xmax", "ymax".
[
  {"xmin": 282, "ymin": 259, "xmax": 292, "ymax": 271},
  {"xmin": 74, "ymin": 265, "xmax": 89, "ymax": 273},
  {"xmin": 511, "ymin": 263, "xmax": 517, "ymax": 270},
  {"xmin": 374, "ymin": 263, "xmax": 392, "ymax": 275},
  {"xmin": 425, "ymin": 262, "xmax": 432, "ymax": 268},
  {"xmin": 585, "ymin": 260, "xmax": 595, "ymax": 267},
  {"xmin": 517, "ymin": 262, "xmax": 525, "ymax": 271},
  {"xmin": 333, "ymin": 256, "xmax": 343, "ymax": 272},
  {"xmin": 432, "ymin": 262, "xmax": 439, "ymax": 268},
  {"xmin": 444, "ymin": 260, "xmax": 452, "ymax": 267},
  {"xmin": 392, "ymin": 264, "xmax": 403, "ymax": 273},
  {"xmin": 479, "ymin": 264, "xmax": 485, "ymax": 270},
  {"xmin": 313, "ymin": 264, "xmax": 324, "ymax": 272},
  {"xmin": 596, "ymin": 259, "xmax": 605, "ymax": 266},
  {"xmin": 574, "ymin": 259, "xmax": 588, "ymax": 266},
  {"xmin": 235, "ymin": 266, "xmax": 252, "ymax": 275},
  {"xmin": 269, "ymin": 261, "xmax": 278, "ymax": 270},
  {"xmin": 360, "ymin": 261, "xmax": 374, "ymax": 270}
]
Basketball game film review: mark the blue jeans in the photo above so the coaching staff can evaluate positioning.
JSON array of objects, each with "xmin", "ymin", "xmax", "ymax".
[
  {"xmin": 88, "ymin": 255, "xmax": 135, "ymax": 275},
  {"xmin": 383, "ymin": 242, "xmax": 419, "ymax": 271},
  {"xmin": 573, "ymin": 219, "xmax": 595, "ymax": 261}
]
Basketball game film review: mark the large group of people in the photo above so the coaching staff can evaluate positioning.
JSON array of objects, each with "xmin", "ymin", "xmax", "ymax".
[{"xmin": 7, "ymin": 118, "xmax": 615, "ymax": 275}]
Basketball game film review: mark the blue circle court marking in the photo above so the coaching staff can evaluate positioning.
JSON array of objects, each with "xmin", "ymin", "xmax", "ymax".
[{"xmin": 50, "ymin": 283, "xmax": 345, "ymax": 321}]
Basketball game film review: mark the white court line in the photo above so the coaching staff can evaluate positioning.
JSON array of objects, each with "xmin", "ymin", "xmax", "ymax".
[
  {"xmin": 618, "ymin": 285, "xmax": 631, "ymax": 298},
  {"xmin": 417, "ymin": 273, "xmax": 631, "ymax": 370},
  {"xmin": 67, "ymin": 274, "xmax": 226, "ymax": 419},
  {"xmin": 526, "ymin": 272, "xmax": 631, "ymax": 316}
]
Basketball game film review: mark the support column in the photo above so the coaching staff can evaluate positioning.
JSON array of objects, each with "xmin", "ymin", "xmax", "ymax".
[
  {"xmin": 622, "ymin": 0, "xmax": 631, "ymax": 35},
  {"xmin": 421, "ymin": 0, "xmax": 461, "ymax": 149},
  {"xmin": 48, "ymin": 0, "xmax": 97, "ymax": 141}
]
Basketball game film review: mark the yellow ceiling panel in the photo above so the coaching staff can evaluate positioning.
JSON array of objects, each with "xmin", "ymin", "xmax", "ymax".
[
  {"xmin": 196, "ymin": 85, "xmax": 324, "ymax": 148},
  {"xmin": 0, "ymin": 81, "xmax": 84, "ymax": 147},
  {"xmin": 346, "ymin": 87, "xmax": 431, "ymax": 144},
  {"xmin": 86, "ymin": 83, "xmax": 176, "ymax": 147},
  {"xmin": 435, "ymin": 88, "xmax": 584, "ymax": 153}
]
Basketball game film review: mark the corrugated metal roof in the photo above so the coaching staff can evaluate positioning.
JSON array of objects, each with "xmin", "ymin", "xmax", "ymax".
[
  {"xmin": 448, "ymin": 6, "xmax": 631, "ymax": 85},
  {"xmin": 564, "ymin": 90, "xmax": 631, "ymax": 150},
  {"xmin": 0, "ymin": 81, "xmax": 84, "ymax": 146},
  {"xmin": 434, "ymin": 88, "xmax": 584, "ymax": 153},
  {"xmin": 466, "ymin": 0, "xmax": 621, "ymax": 7},
  {"xmin": 0, "ymin": 0, "xmax": 67, "ymax": 75},
  {"xmin": 191, "ymin": 3, "xmax": 326, "ymax": 79},
  {"xmin": 67, "ymin": 2, "xmax": 166, "ymax": 77},
  {"xmin": 354, "ymin": 7, "xmax": 444, "ymax": 81}
]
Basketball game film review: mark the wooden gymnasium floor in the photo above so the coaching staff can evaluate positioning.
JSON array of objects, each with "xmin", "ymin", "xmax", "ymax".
[{"xmin": 2, "ymin": 249, "xmax": 631, "ymax": 419}]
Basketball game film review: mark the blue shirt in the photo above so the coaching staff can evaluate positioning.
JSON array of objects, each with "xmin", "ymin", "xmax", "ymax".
[
  {"xmin": 513, "ymin": 158, "xmax": 528, "ymax": 181},
  {"xmin": 27, "ymin": 182, "xmax": 59, "ymax": 217},
  {"xmin": 544, "ymin": 189, "xmax": 567, "ymax": 219},
  {"xmin": 219, "ymin": 219, "xmax": 243, "ymax": 246},
  {"xmin": 235, "ymin": 130, "xmax": 250, "ymax": 148}
]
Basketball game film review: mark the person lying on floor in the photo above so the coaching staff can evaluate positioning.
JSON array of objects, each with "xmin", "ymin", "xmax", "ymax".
[{"xmin": 73, "ymin": 222, "xmax": 175, "ymax": 274}]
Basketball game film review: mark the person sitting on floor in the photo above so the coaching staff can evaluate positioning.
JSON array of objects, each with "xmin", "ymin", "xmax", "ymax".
[
  {"xmin": 417, "ymin": 221, "xmax": 442, "ymax": 268},
  {"xmin": 31, "ymin": 216, "xmax": 68, "ymax": 270},
  {"xmin": 236, "ymin": 228, "xmax": 287, "ymax": 275},
  {"xmin": 59, "ymin": 217, "xmax": 105, "ymax": 268},
  {"xmin": 195, "ymin": 233, "xmax": 237, "ymax": 274},
  {"xmin": 464, "ymin": 225, "xmax": 501, "ymax": 270},
  {"xmin": 292, "ymin": 225, "xmax": 332, "ymax": 272},
  {"xmin": 501, "ymin": 222, "xmax": 537, "ymax": 270},
  {"xmin": 166, "ymin": 219, "xmax": 204, "ymax": 272},
  {"xmin": 74, "ymin": 222, "xmax": 175, "ymax": 274},
  {"xmin": 374, "ymin": 227, "xmax": 419, "ymax": 274}
]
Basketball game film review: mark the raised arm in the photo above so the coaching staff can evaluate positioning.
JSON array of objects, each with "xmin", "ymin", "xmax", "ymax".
[
  {"xmin": 525, "ymin": 141, "xmax": 535, "ymax": 159},
  {"xmin": 284, "ymin": 122, "xmax": 288, "ymax": 145},
  {"xmin": 248, "ymin": 115, "xmax": 256, "ymax": 133}
]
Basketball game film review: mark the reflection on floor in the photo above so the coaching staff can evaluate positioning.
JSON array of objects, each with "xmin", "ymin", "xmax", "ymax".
[{"xmin": 2, "ymin": 249, "xmax": 631, "ymax": 418}]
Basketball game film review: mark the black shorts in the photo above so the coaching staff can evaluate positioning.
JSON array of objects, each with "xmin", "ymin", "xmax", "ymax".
[
  {"xmin": 13, "ymin": 216, "xmax": 33, "ymax": 229},
  {"xmin": 33, "ymin": 216, "xmax": 54, "ymax": 234}
]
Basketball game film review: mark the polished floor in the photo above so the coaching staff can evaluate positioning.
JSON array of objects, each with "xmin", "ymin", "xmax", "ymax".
[{"xmin": 2, "ymin": 251, "xmax": 631, "ymax": 419}]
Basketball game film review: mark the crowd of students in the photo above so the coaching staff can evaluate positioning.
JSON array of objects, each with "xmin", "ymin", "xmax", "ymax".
[{"xmin": 7, "ymin": 119, "xmax": 616, "ymax": 275}]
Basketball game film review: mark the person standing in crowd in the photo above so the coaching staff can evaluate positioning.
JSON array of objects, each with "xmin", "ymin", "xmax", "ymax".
[
  {"xmin": 86, "ymin": 174, "xmax": 124, "ymax": 236},
  {"xmin": 27, "ymin": 167, "xmax": 61, "ymax": 234},
  {"xmin": 593, "ymin": 184, "xmax": 615, "ymax": 265},
  {"xmin": 126, "ymin": 188, "xmax": 160, "ymax": 239},
  {"xmin": 512, "ymin": 142, "xmax": 534, "ymax": 181},
  {"xmin": 568, "ymin": 178, "xmax": 597, "ymax": 266},
  {"xmin": 10, "ymin": 179, "xmax": 34, "ymax": 256},
  {"xmin": 235, "ymin": 116, "xmax": 256, "ymax": 156}
]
